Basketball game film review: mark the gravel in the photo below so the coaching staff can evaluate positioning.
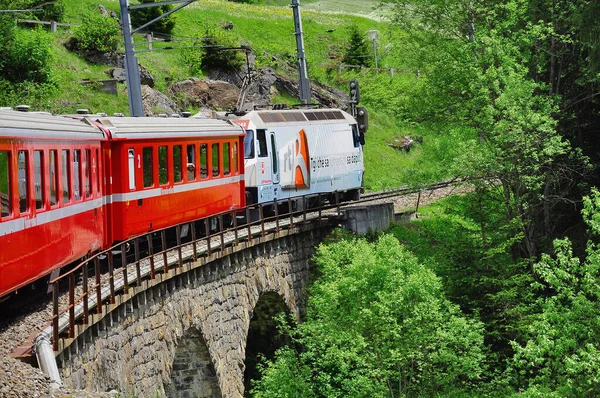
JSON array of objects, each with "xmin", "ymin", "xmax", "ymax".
[{"xmin": 0, "ymin": 285, "xmax": 119, "ymax": 397}]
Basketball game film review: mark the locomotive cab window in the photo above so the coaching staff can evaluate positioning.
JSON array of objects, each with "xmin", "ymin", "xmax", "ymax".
[
  {"xmin": 244, "ymin": 130, "xmax": 255, "ymax": 159},
  {"xmin": 18, "ymin": 151, "xmax": 29, "ymax": 213},
  {"xmin": 34, "ymin": 151, "xmax": 44, "ymax": 210},
  {"xmin": 159, "ymin": 145, "xmax": 168, "ymax": 185},
  {"xmin": 128, "ymin": 149, "xmax": 136, "ymax": 191},
  {"xmin": 223, "ymin": 142, "xmax": 230, "ymax": 176},
  {"xmin": 270, "ymin": 135, "xmax": 278, "ymax": 175},
  {"xmin": 352, "ymin": 124, "xmax": 360, "ymax": 148},
  {"xmin": 61, "ymin": 150, "xmax": 71, "ymax": 203},
  {"xmin": 143, "ymin": 147, "xmax": 153, "ymax": 188},
  {"xmin": 49, "ymin": 150, "xmax": 58, "ymax": 206},
  {"xmin": 211, "ymin": 143, "xmax": 220, "ymax": 177},
  {"xmin": 0, "ymin": 151, "xmax": 11, "ymax": 218},
  {"xmin": 257, "ymin": 129, "xmax": 268, "ymax": 158}
]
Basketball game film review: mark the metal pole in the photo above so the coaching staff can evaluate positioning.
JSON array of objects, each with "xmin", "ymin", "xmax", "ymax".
[
  {"xmin": 368, "ymin": 30, "xmax": 378, "ymax": 70},
  {"xmin": 373, "ymin": 39, "xmax": 378, "ymax": 69},
  {"xmin": 291, "ymin": 0, "xmax": 311, "ymax": 104},
  {"xmin": 119, "ymin": 0, "xmax": 144, "ymax": 116}
]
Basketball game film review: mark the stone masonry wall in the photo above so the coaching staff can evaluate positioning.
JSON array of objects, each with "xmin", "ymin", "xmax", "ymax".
[{"xmin": 58, "ymin": 228, "xmax": 330, "ymax": 398}]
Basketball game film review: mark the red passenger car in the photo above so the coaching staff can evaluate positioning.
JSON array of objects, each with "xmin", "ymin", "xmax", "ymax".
[
  {"xmin": 0, "ymin": 111, "xmax": 247, "ymax": 300},
  {"xmin": 91, "ymin": 116, "xmax": 246, "ymax": 242},
  {"xmin": 0, "ymin": 111, "xmax": 106, "ymax": 298}
]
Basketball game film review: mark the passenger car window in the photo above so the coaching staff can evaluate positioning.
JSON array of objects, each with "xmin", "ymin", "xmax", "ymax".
[
  {"xmin": 159, "ymin": 146, "xmax": 168, "ymax": 185},
  {"xmin": 200, "ymin": 144, "xmax": 208, "ymax": 179},
  {"xmin": 211, "ymin": 143, "xmax": 220, "ymax": 177},
  {"xmin": 173, "ymin": 145, "xmax": 183, "ymax": 183},
  {"xmin": 18, "ymin": 151, "xmax": 29, "ymax": 213},
  {"xmin": 128, "ymin": 149, "xmax": 136, "ymax": 191},
  {"xmin": 186, "ymin": 144, "xmax": 196, "ymax": 181},
  {"xmin": 143, "ymin": 147, "xmax": 153, "ymax": 188},
  {"xmin": 49, "ymin": 150, "xmax": 58, "ymax": 206},
  {"xmin": 0, "ymin": 151, "xmax": 11, "ymax": 217},
  {"xmin": 233, "ymin": 142, "xmax": 238, "ymax": 174},
  {"xmin": 84, "ymin": 149, "xmax": 91, "ymax": 198},
  {"xmin": 34, "ymin": 151, "xmax": 44, "ymax": 209},
  {"xmin": 61, "ymin": 150, "xmax": 71, "ymax": 203},
  {"xmin": 73, "ymin": 150, "xmax": 81, "ymax": 200},
  {"xmin": 223, "ymin": 142, "xmax": 230, "ymax": 176}
]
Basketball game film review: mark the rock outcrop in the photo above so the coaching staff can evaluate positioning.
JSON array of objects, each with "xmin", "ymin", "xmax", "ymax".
[
  {"xmin": 168, "ymin": 78, "xmax": 240, "ymax": 111},
  {"xmin": 140, "ymin": 85, "xmax": 178, "ymax": 116}
]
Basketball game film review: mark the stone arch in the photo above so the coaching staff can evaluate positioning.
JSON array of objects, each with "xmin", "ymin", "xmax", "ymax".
[
  {"xmin": 164, "ymin": 327, "xmax": 222, "ymax": 398},
  {"xmin": 243, "ymin": 291, "xmax": 293, "ymax": 393}
]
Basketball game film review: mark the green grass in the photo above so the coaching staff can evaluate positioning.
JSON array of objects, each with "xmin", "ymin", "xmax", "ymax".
[{"xmin": 3, "ymin": 0, "xmax": 471, "ymax": 189}]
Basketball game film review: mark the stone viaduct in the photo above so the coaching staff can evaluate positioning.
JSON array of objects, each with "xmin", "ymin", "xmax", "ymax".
[
  {"xmin": 56, "ymin": 226, "xmax": 332, "ymax": 397},
  {"xmin": 46, "ymin": 203, "xmax": 395, "ymax": 397}
]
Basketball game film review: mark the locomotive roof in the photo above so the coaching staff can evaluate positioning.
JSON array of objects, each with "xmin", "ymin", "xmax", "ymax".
[
  {"xmin": 239, "ymin": 108, "xmax": 356, "ymax": 128},
  {"xmin": 93, "ymin": 116, "xmax": 245, "ymax": 139},
  {"xmin": 0, "ymin": 110, "xmax": 106, "ymax": 139}
]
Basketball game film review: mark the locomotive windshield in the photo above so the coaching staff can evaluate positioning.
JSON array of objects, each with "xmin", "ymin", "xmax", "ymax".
[{"xmin": 244, "ymin": 130, "xmax": 255, "ymax": 159}]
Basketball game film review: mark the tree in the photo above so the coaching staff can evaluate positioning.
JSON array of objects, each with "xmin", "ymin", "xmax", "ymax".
[
  {"xmin": 251, "ymin": 235, "xmax": 486, "ymax": 397},
  {"xmin": 343, "ymin": 25, "xmax": 372, "ymax": 67},
  {"xmin": 130, "ymin": 0, "xmax": 176, "ymax": 35},
  {"xmin": 508, "ymin": 189, "xmax": 600, "ymax": 396},
  {"xmin": 382, "ymin": 0, "xmax": 592, "ymax": 262}
]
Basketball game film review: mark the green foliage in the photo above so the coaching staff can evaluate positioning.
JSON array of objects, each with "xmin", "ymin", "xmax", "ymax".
[
  {"xmin": 72, "ymin": 12, "xmax": 120, "ymax": 54},
  {"xmin": 181, "ymin": 29, "xmax": 246, "ymax": 73},
  {"xmin": 389, "ymin": 193, "xmax": 536, "ymax": 369},
  {"xmin": 384, "ymin": 0, "xmax": 592, "ymax": 261},
  {"xmin": 130, "ymin": 0, "xmax": 176, "ymax": 35},
  {"xmin": 0, "ymin": 0, "xmax": 65, "ymax": 22},
  {"xmin": 33, "ymin": 0, "xmax": 65, "ymax": 22},
  {"xmin": 251, "ymin": 234, "xmax": 486, "ymax": 397},
  {"xmin": 3, "ymin": 28, "xmax": 55, "ymax": 84},
  {"xmin": 507, "ymin": 189, "xmax": 600, "ymax": 395},
  {"xmin": 343, "ymin": 25, "xmax": 372, "ymax": 67}
]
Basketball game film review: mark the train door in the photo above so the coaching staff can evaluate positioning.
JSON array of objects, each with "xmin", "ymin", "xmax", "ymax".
[
  {"xmin": 269, "ymin": 132, "xmax": 279, "ymax": 199},
  {"xmin": 256, "ymin": 129, "xmax": 274, "ymax": 203},
  {"xmin": 102, "ymin": 141, "xmax": 113, "ymax": 246}
]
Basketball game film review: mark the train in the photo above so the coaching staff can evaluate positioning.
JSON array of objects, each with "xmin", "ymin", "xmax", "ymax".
[{"xmin": 0, "ymin": 106, "xmax": 366, "ymax": 299}]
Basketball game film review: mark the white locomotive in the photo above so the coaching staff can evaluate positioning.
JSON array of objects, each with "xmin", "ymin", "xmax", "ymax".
[{"xmin": 235, "ymin": 107, "xmax": 365, "ymax": 208}]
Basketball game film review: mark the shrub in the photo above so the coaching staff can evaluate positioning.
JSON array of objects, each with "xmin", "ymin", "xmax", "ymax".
[
  {"xmin": 182, "ymin": 29, "xmax": 246, "ymax": 73},
  {"xmin": 72, "ymin": 12, "xmax": 121, "ymax": 54},
  {"xmin": 3, "ymin": 27, "xmax": 54, "ymax": 84}
]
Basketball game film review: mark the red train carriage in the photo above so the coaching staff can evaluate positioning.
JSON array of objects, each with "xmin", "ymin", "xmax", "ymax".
[
  {"xmin": 0, "ymin": 111, "xmax": 106, "ymax": 298},
  {"xmin": 91, "ymin": 116, "xmax": 246, "ymax": 242}
]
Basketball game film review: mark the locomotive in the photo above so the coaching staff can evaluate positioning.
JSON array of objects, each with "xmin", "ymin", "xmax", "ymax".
[
  {"xmin": 0, "ymin": 105, "xmax": 366, "ymax": 300},
  {"xmin": 236, "ymin": 108, "xmax": 363, "ymax": 208}
]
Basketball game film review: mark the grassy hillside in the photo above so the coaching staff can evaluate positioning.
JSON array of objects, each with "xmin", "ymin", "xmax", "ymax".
[{"xmin": 4, "ymin": 0, "xmax": 463, "ymax": 190}]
